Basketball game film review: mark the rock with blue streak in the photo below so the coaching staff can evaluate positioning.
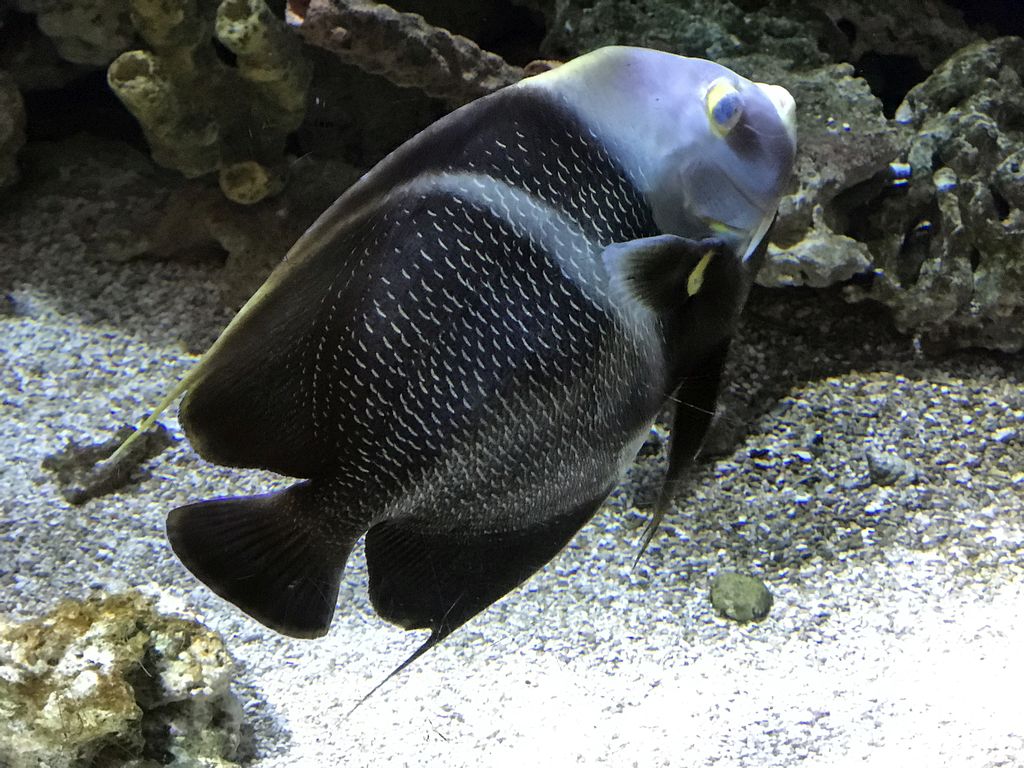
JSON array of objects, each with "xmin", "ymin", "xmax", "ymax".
[{"xmin": 116, "ymin": 46, "xmax": 797, "ymax": 681}]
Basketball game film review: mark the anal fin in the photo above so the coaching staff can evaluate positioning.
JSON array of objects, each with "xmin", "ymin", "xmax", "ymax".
[
  {"xmin": 166, "ymin": 482, "xmax": 355, "ymax": 638},
  {"xmin": 356, "ymin": 492, "xmax": 610, "ymax": 705}
]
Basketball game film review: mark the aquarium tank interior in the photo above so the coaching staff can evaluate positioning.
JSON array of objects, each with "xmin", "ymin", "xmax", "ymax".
[{"xmin": 0, "ymin": 1, "xmax": 1022, "ymax": 766}]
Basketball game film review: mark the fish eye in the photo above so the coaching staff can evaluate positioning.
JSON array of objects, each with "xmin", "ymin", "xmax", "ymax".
[{"xmin": 705, "ymin": 78, "xmax": 743, "ymax": 136}]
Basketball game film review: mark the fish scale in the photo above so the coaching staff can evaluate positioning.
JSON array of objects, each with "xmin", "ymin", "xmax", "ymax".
[
  {"xmin": 110, "ymin": 46, "xmax": 796, "ymax": 693},
  {"xmin": 305, "ymin": 189, "xmax": 648, "ymax": 525}
]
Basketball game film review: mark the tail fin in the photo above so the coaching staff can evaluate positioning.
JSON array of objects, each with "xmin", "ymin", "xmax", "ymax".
[{"xmin": 166, "ymin": 482, "xmax": 356, "ymax": 638}]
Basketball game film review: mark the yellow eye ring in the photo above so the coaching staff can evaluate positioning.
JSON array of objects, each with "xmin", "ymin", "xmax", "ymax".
[{"xmin": 705, "ymin": 78, "xmax": 743, "ymax": 136}]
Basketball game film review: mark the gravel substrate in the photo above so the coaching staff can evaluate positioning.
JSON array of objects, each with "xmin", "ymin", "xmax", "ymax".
[{"xmin": 1, "ymin": 141, "xmax": 1022, "ymax": 767}]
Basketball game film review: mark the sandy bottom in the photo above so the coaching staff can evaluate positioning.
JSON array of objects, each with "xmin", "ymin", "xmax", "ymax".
[{"xmin": 1, "ymin": 143, "xmax": 1022, "ymax": 766}]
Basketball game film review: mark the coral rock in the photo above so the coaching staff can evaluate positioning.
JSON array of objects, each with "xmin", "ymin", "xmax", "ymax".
[
  {"xmin": 847, "ymin": 38, "xmax": 1024, "ymax": 352},
  {"xmin": 8, "ymin": 134, "xmax": 180, "ymax": 262},
  {"xmin": 287, "ymin": 0, "xmax": 524, "ymax": 105},
  {"xmin": 541, "ymin": 0, "xmax": 825, "ymax": 66},
  {"xmin": 107, "ymin": 0, "xmax": 312, "ymax": 204},
  {"xmin": 759, "ymin": 64, "xmax": 901, "ymax": 289},
  {"xmin": 812, "ymin": 0, "xmax": 975, "ymax": 72},
  {"xmin": 762, "ymin": 226, "xmax": 872, "ymax": 288},
  {"xmin": 0, "ymin": 591, "xmax": 243, "ymax": 767},
  {"xmin": 13, "ymin": 0, "xmax": 138, "ymax": 66}
]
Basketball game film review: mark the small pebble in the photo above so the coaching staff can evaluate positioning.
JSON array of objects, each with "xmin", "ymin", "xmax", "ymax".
[
  {"xmin": 991, "ymin": 427, "xmax": 1017, "ymax": 444},
  {"xmin": 709, "ymin": 572, "xmax": 773, "ymax": 623},
  {"xmin": 865, "ymin": 447, "xmax": 917, "ymax": 486}
]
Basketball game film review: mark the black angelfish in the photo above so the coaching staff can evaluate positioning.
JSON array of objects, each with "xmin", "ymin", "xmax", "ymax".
[{"xmin": 114, "ymin": 46, "xmax": 797, "ymax": 682}]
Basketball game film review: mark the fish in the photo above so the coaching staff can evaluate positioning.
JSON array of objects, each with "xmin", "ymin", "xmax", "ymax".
[{"xmin": 112, "ymin": 45, "xmax": 796, "ymax": 683}]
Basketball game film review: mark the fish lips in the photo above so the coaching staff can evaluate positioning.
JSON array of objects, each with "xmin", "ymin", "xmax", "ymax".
[
  {"xmin": 654, "ymin": 157, "xmax": 773, "ymax": 257},
  {"xmin": 676, "ymin": 135, "xmax": 795, "ymax": 255},
  {"xmin": 653, "ymin": 132, "xmax": 794, "ymax": 256}
]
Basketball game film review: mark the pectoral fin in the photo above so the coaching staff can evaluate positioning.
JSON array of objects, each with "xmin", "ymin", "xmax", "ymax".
[{"xmin": 602, "ymin": 234, "xmax": 727, "ymax": 314}]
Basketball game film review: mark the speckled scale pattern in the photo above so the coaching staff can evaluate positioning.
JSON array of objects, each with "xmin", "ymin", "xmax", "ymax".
[
  {"xmin": 288, "ymin": 98, "xmax": 664, "ymax": 536},
  {"xmin": 185, "ymin": 91, "xmax": 666, "ymax": 542},
  {"xmin": 306, "ymin": 210, "xmax": 650, "ymax": 534},
  {"xmin": 459, "ymin": 106, "xmax": 653, "ymax": 247}
]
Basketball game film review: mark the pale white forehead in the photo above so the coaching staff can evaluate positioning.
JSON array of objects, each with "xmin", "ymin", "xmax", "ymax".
[
  {"xmin": 528, "ymin": 46, "xmax": 745, "ymax": 108},
  {"xmin": 522, "ymin": 47, "xmax": 746, "ymax": 183}
]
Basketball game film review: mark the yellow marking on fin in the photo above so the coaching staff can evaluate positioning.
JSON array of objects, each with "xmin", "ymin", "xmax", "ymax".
[
  {"xmin": 686, "ymin": 250, "xmax": 715, "ymax": 296},
  {"xmin": 707, "ymin": 220, "xmax": 733, "ymax": 234}
]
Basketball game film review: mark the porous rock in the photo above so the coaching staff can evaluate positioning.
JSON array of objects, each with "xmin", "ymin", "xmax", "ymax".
[
  {"xmin": 12, "ymin": 0, "xmax": 137, "ymax": 66},
  {"xmin": 846, "ymin": 37, "xmax": 1024, "ymax": 352},
  {"xmin": 542, "ymin": 0, "xmax": 976, "ymax": 73},
  {"xmin": 759, "ymin": 63, "xmax": 901, "ymax": 288},
  {"xmin": 783, "ymin": 0, "xmax": 975, "ymax": 72},
  {"xmin": 0, "ymin": 591, "xmax": 243, "ymax": 768},
  {"xmin": 0, "ymin": 10, "xmax": 91, "ymax": 90},
  {"xmin": 540, "ymin": 0, "xmax": 825, "ymax": 66},
  {"xmin": 8, "ymin": 134, "xmax": 180, "ymax": 262}
]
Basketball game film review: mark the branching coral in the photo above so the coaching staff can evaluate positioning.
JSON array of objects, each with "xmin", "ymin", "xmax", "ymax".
[
  {"xmin": 107, "ymin": 0, "xmax": 312, "ymax": 204},
  {"xmin": 12, "ymin": 0, "xmax": 137, "ymax": 66},
  {"xmin": 285, "ymin": 0, "xmax": 525, "ymax": 106}
]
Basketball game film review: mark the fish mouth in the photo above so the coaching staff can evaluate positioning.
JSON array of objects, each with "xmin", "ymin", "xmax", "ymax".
[
  {"xmin": 701, "ymin": 181, "xmax": 776, "ymax": 262},
  {"xmin": 725, "ymin": 173, "xmax": 771, "ymax": 217},
  {"xmin": 702, "ymin": 212, "xmax": 774, "ymax": 262},
  {"xmin": 696, "ymin": 168, "xmax": 771, "ymax": 231}
]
